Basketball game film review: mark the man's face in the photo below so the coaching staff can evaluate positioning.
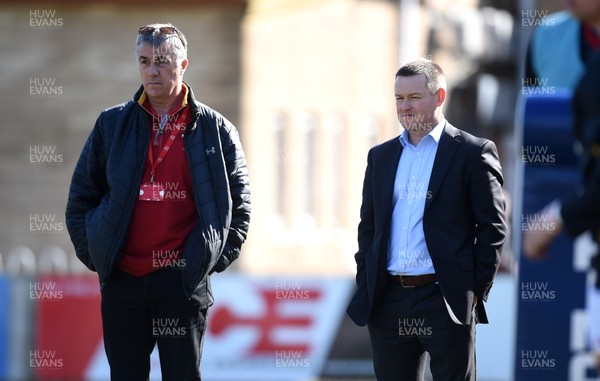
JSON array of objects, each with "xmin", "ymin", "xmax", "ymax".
[
  {"xmin": 137, "ymin": 42, "xmax": 188, "ymax": 102},
  {"xmin": 394, "ymin": 74, "xmax": 444, "ymax": 137},
  {"xmin": 564, "ymin": 0, "xmax": 600, "ymax": 25}
]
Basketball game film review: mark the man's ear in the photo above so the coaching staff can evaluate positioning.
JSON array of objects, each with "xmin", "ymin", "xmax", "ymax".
[
  {"xmin": 436, "ymin": 87, "xmax": 446, "ymax": 107},
  {"xmin": 180, "ymin": 58, "xmax": 189, "ymax": 74}
]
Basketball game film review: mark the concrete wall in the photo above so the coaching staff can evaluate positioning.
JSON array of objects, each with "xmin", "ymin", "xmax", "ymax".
[{"xmin": 239, "ymin": 0, "xmax": 400, "ymax": 275}]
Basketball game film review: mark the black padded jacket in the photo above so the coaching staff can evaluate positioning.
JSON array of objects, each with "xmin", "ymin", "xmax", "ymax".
[{"xmin": 65, "ymin": 84, "xmax": 251, "ymax": 302}]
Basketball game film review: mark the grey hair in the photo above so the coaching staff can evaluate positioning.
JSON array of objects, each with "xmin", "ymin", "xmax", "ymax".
[
  {"xmin": 395, "ymin": 58, "xmax": 446, "ymax": 95},
  {"xmin": 135, "ymin": 23, "xmax": 187, "ymax": 65}
]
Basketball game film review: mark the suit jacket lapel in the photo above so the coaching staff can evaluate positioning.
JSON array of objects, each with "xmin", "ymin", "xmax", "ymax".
[
  {"xmin": 378, "ymin": 138, "xmax": 403, "ymax": 216},
  {"xmin": 425, "ymin": 122, "xmax": 461, "ymax": 212},
  {"xmin": 371, "ymin": 137, "xmax": 403, "ymax": 280}
]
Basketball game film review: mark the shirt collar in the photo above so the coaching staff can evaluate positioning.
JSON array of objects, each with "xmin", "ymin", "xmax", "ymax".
[{"xmin": 399, "ymin": 116, "xmax": 446, "ymax": 148}]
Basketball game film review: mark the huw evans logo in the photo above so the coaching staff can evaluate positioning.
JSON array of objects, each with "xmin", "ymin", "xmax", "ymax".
[
  {"xmin": 521, "ymin": 78, "xmax": 556, "ymax": 96},
  {"xmin": 398, "ymin": 182, "xmax": 432, "ymax": 201},
  {"xmin": 29, "ymin": 78, "xmax": 63, "ymax": 97},
  {"xmin": 151, "ymin": 113, "xmax": 186, "ymax": 133},
  {"xmin": 400, "ymin": 114, "xmax": 435, "ymax": 133},
  {"xmin": 30, "ymin": 282, "xmax": 64, "ymax": 301},
  {"xmin": 521, "ymin": 9, "xmax": 556, "ymax": 29},
  {"xmin": 397, "ymin": 251, "xmax": 433, "ymax": 269},
  {"xmin": 29, "ymin": 350, "xmax": 63, "ymax": 370},
  {"xmin": 274, "ymin": 350, "xmax": 309, "ymax": 368},
  {"xmin": 522, "ymin": 146, "xmax": 556, "ymax": 165},
  {"xmin": 152, "ymin": 318, "xmax": 187, "ymax": 338},
  {"xmin": 521, "ymin": 349, "xmax": 556, "ymax": 370},
  {"xmin": 521, "ymin": 214, "xmax": 557, "ymax": 233},
  {"xmin": 152, "ymin": 250, "xmax": 186, "ymax": 269},
  {"xmin": 155, "ymin": 182, "xmax": 187, "ymax": 201},
  {"xmin": 29, "ymin": 214, "xmax": 64, "ymax": 233},
  {"xmin": 521, "ymin": 282, "xmax": 556, "ymax": 302},
  {"xmin": 29, "ymin": 145, "xmax": 63, "ymax": 165},
  {"xmin": 29, "ymin": 10, "xmax": 63, "ymax": 29},
  {"xmin": 398, "ymin": 318, "xmax": 432, "ymax": 337},
  {"xmin": 275, "ymin": 281, "xmax": 310, "ymax": 300}
]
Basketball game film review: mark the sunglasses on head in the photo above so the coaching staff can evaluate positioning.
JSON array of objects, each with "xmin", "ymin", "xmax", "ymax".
[{"xmin": 138, "ymin": 26, "xmax": 186, "ymax": 48}]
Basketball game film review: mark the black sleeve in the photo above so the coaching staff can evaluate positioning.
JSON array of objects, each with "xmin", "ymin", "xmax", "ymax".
[
  {"xmin": 211, "ymin": 118, "xmax": 251, "ymax": 273},
  {"xmin": 65, "ymin": 114, "xmax": 109, "ymax": 271},
  {"xmin": 561, "ymin": 56, "xmax": 600, "ymax": 237},
  {"xmin": 524, "ymin": 42, "xmax": 538, "ymax": 86}
]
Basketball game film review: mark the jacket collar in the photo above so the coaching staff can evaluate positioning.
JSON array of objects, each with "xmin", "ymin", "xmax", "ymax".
[{"xmin": 133, "ymin": 81, "xmax": 199, "ymax": 114}]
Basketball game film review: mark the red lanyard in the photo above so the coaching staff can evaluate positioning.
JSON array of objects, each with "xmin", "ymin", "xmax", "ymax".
[{"xmin": 147, "ymin": 112, "xmax": 184, "ymax": 183}]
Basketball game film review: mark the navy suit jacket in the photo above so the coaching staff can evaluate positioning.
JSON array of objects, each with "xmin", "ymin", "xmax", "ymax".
[{"xmin": 346, "ymin": 122, "xmax": 507, "ymax": 327}]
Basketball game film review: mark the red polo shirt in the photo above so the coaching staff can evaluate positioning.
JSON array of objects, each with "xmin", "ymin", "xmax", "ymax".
[{"xmin": 118, "ymin": 84, "xmax": 198, "ymax": 276}]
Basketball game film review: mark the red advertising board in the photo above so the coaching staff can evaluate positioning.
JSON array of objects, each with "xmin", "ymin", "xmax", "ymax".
[
  {"xmin": 32, "ymin": 275, "xmax": 352, "ymax": 380},
  {"xmin": 33, "ymin": 276, "xmax": 102, "ymax": 380}
]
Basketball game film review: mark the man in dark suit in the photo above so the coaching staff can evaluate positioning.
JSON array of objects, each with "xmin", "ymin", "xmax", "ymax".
[{"xmin": 346, "ymin": 58, "xmax": 507, "ymax": 381}]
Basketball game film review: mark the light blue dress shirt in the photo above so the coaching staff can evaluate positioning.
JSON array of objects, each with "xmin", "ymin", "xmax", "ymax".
[{"xmin": 387, "ymin": 118, "xmax": 445, "ymax": 276}]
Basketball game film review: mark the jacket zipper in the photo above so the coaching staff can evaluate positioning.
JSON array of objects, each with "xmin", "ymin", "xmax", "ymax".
[{"xmin": 183, "ymin": 112, "xmax": 203, "ymax": 299}]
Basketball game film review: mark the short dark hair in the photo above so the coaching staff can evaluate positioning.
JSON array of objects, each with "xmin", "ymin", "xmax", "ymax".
[{"xmin": 395, "ymin": 58, "xmax": 445, "ymax": 94}]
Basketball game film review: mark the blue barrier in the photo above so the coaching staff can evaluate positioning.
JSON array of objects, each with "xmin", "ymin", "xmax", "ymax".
[
  {"xmin": 0, "ymin": 275, "xmax": 9, "ymax": 378},
  {"xmin": 515, "ymin": 90, "xmax": 592, "ymax": 380}
]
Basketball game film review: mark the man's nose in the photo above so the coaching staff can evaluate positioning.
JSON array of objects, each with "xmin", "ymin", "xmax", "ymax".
[
  {"xmin": 147, "ymin": 64, "xmax": 159, "ymax": 76},
  {"xmin": 399, "ymin": 99, "xmax": 411, "ymax": 111}
]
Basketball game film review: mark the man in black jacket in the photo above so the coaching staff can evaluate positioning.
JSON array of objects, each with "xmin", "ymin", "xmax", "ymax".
[{"xmin": 65, "ymin": 23, "xmax": 250, "ymax": 380}]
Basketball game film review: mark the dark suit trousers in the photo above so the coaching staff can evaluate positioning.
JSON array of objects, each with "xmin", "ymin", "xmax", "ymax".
[
  {"xmin": 367, "ymin": 281, "xmax": 475, "ymax": 381},
  {"xmin": 101, "ymin": 267, "xmax": 208, "ymax": 381}
]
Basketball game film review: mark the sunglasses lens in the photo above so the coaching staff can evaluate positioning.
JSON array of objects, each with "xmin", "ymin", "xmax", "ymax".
[
  {"xmin": 160, "ymin": 27, "xmax": 177, "ymax": 35},
  {"xmin": 138, "ymin": 26, "xmax": 185, "ymax": 48},
  {"xmin": 138, "ymin": 26, "xmax": 154, "ymax": 35},
  {"xmin": 139, "ymin": 26, "xmax": 178, "ymax": 36}
]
